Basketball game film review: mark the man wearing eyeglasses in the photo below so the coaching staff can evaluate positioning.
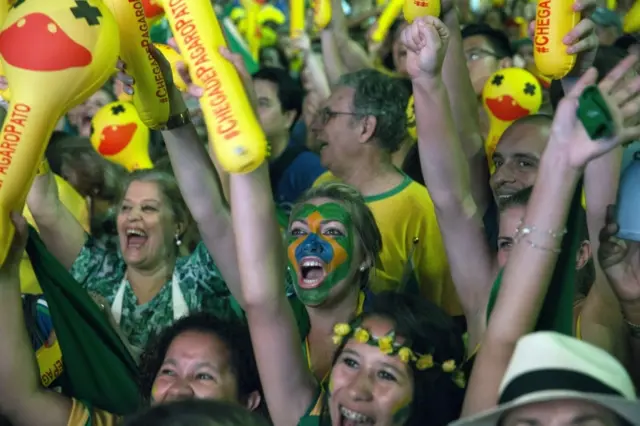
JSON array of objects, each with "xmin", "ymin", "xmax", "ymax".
[{"xmin": 309, "ymin": 68, "xmax": 462, "ymax": 317}]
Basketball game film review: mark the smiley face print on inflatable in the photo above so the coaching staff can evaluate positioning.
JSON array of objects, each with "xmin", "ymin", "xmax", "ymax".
[
  {"xmin": 0, "ymin": 0, "xmax": 119, "ymax": 264},
  {"xmin": 90, "ymin": 101, "xmax": 153, "ymax": 171}
]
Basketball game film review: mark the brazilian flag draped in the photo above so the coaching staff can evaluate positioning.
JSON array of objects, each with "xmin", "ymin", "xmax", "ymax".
[
  {"xmin": 26, "ymin": 227, "xmax": 140, "ymax": 415},
  {"xmin": 486, "ymin": 184, "xmax": 584, "ymax": 335}
]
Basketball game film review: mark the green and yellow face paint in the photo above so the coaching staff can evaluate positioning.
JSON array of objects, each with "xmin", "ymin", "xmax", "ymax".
[{"xmin": 287, "ymin": 203, "xmax": 354, "ymax": 306}]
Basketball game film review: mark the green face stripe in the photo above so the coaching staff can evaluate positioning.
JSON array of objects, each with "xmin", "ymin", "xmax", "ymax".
[{"xmin": 288, "ymin": 203, "xmax": 354, "ymax": 306}]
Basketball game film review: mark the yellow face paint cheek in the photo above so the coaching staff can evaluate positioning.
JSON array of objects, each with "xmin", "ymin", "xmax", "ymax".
[
  {"xmin": 391, "ymin": 393, "xmax": 413, "ymax": 424},
  {"xmin": 325, "ymin": 237, "xmax": 348, "ymax": 273}
]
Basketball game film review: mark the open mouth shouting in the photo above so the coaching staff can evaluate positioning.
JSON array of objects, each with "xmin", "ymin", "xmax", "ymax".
[
  {"xmin": 298, "ymin": 257, "xmax": 327, "ymax": 288},
  {"xmin": 125, "ymin": 227, "xmax": 148, "ymax": 249},
  {"xmin": 339, "ymin": 406, "xmax": 375, "ymax": 426}
]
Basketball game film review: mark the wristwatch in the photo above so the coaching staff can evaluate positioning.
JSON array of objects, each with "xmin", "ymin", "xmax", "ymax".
[{"xmin": 160, "ymin": 110, "xmax": 192, "ymax": 131}]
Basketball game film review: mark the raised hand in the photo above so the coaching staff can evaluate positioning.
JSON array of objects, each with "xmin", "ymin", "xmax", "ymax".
[
  {"xmin": 400, "ymin": 15, "xmax": 450, "ymax": 80},
  {"xmin": 548, "ymin": 54, "xmax": 640, "ymax": 170},
  {"xmin": 598, "ymin": 205, "xmax": 640, "ymax": 303}
]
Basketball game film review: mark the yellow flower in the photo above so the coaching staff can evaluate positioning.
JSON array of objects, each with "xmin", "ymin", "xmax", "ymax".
[
  {"xmin": 442, "ymin": 360, "xmax": 456, "ymax": 373},
  {"xmin": 378, "ymin": 336, "xmax": 394, "ymax": 354},
  {"xmin": 416, "ymin": 354, "xmax": 434, "ymax": 370},
  {"xmin": 398, "ymin": 347, "xmax": 413, "ymax": 363},
  {"xmin": 354, "ymin": 328, "xmax": 370, "ymax": 343},
  {"xmin": 333, "ymin": 323, "xmax": 351, "ymax": 337},
  {"xmin": 332, "ymin": 335, "xmax": 343, "ymax": 345}
]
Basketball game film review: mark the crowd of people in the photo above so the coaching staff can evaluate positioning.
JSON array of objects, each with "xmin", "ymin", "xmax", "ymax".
[{"xmin": 0, "ymin": 0, "xmax": 639, "ymax": 425}]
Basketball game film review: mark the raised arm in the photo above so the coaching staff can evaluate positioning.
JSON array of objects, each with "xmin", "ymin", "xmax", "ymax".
[
  {"xmin": 26, "ymin": 166, "xmax": 87, "ymax": 270},
  {"xmin": 463, "ymin": 57, "xmax": 640, "ymax": 416},
  {"xmin": 0, "ymin": 213, "xmax": 72, "ymax": 426},
  {"xmin": 402, "ymin": 17, "xmax": 495, "ymax": 344},
  {"xmin": 440, "ymin": 6, "xmax": 491, "ymax": 213},
  {"xmin": 225, "ymin": 58, "xmax": 316, "ymax": 426}
]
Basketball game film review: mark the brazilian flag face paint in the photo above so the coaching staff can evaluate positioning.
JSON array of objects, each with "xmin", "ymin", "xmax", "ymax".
[{"xmin": 287, "ymin": 203, "xmax": 354, "ymax": 306}]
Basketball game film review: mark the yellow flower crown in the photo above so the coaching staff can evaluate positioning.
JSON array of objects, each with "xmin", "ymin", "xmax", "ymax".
[{"xmin": 333, "ymin": 322, "xmax": 466, "ymax": 388}]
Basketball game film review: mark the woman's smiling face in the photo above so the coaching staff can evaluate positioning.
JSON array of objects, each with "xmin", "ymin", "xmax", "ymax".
[
  {"xmin": 151, "ymin": 330, "xmax": 241, "ymax": 404},
  {"xmin": 328, "ymin": 316, "xmax": 414, "ymax": 426}
]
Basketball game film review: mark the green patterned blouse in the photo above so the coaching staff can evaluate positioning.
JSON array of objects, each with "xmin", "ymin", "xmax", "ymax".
[{"xmin": 69, "ymin": 237, "xmax": 241, "ymax": 350}]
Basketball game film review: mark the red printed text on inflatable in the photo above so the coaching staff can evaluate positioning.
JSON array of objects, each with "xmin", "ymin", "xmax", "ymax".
[
  {"xmin": 167, "ymin": 0, "xmax": 241, "ymax": 142},
  {"xmin": 534, "ymin": 0, "xmax": 551, "ymax": 54},
  {"xmin": 0, "ymin": 103, "xmax": 30, "ymax": 189},
  {"xmin": 130, "ymin": 0, "xmax": 169, "ymax": 103}
]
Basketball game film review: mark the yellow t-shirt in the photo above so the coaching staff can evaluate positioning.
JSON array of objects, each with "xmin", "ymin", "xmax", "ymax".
[
  {"xmin": 67, "ymin": 398, "xmax": 119, "ymax": 426},
  {"xmin": 313, "ymin": 172, "xmax": 462, "ymax": 316}
]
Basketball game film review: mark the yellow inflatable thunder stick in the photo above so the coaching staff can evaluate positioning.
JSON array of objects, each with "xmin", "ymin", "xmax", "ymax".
[
  {"xmin": 623, "ymin": 0, "xmax": 640, "ymax": 33},
  {"xmin": 90, "ymin": 101, "xmax": 152, "ymax": 171},
  {"xmin": 313, "ymin": 0, "xmax": 332, "ymax": 30},
  {"xmin": 103, "ymin": 0, "xmax": 170, "ymax": 130},
  {"xmin": 290, "ymin": 0, "xmax": 305, "ymax": 39},
  {"xmin": 158, "ymin": 0, "xmax": 268, "ymax": 174},
  {"xmin": 482, "ymin": 68, "xmax": 542, "ymax": 168},
  {"xmin": 533, "ymin": 0, "xmax": 579, "ymax": 79},
  {"xmin": 371, "ymin": 0, "xmax": 404, "ymax": 43},
  {"xmin": 404, "ymin": 0, "xmax": 441, "ymax": 22},
  {"xmin": 242, "ymin": 0, "xmax": 264, "ymax": 61},
  {"xmin": 0, "ymin": 0, "xmax": 119, "ymax": 265},
  {"xmin": 154, "ymin": 43, "xmax": 187, "ymax": 91}
]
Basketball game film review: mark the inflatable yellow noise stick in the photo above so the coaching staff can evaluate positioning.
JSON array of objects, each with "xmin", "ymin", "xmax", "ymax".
[
  {"xmin": 158, "ymin": 0, "xmax": 267, "ymax": 174},
  {"xmin": 623, "ymin": 0, "xmax": 640, "ymax": 33},
  {"xmin": 513, "ymin": 16, "xmax": 530, "ymax": 38},
  {"xmin": 103, "ymin": 0, "xmax": 170, "ymax": 130},
  {"xmin": 371, "ymin": 0, "xmax": 405, "ymax": 43},
  {"xmin": 154, "ymin": 43, "xmax": 187, "ymax": 92},
  {"xmin": 404, "ymin": 0, "xmax": 441, "ymax": 22},
  {"xmin": 290, "ymin": 0, "xmax": 305, "ymax": 39},
  {"xmin": 313, "ymin": 0, "xmax": 332, "ymax": 30},
  {"xmin": 0, "ymin": 0, "xmax": 13, "ymax": 28},
  {"xmin": 0, "ymin": 0, "xmax": 119, "ymax": 265},
  {"xmin": 533, "ymin": 0, "xmax": 579, "ymax": 79},
  {"xmin": 482, "ymin": 68, "xmax": 542, "ymax": 169},
  {"xmin": 90, "ymin": 101, "xmax": 152, "ymax": 171},
  {"xmin": 242, "ymin": 0, "xmax": 262, "ymax": 61}
]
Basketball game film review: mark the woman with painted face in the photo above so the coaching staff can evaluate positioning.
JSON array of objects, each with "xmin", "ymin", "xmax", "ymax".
[
  {"xmin": 223, "ymin": 52, "xmax": 466, "ymax": 426},
  {"xmin": 0, "ymin": 219, "xmax": 263, "ymax": 426}
]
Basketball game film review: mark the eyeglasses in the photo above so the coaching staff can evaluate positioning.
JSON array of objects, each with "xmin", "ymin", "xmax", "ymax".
[
  {"xmin": 316, "ymin": 106, "xmax": 359, "ymax": 126},
  {"xmin": 464, "ymin": 49, "xmax": 499, "ymax": 62}
]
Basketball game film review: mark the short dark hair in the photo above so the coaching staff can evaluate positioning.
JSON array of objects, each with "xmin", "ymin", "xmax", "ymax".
[
  {"xmin": 139, "ymin": 313, "xmax": 262, "ymax": 403},
  {"xmin": 461, "ymin": 23, "xmax": 513, "ymax": 58},
  {"xmin": 337, "ymin": 69, "xmax": 410, "ymax": 153},
  {"xmin": 253, "ymin": 66, "xmax": 304, "ymax": 124},
  {"xmin": 123, "ymin": 399, "xmax": 269, "ymax": 426},
  {"xmin": 550, "ymin": 46, "xmax": 628, "ymax": 110}
]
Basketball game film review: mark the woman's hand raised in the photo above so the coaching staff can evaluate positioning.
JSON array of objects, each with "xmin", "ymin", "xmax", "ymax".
[{"xmin": 548, "ymin": 54, "xmax": 640, "ymax": 170}]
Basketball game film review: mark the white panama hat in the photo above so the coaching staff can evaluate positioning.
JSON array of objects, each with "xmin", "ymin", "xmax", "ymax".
[{"xmin": 450, "ymin": 331, "xmax": 640, "ymax": 426}]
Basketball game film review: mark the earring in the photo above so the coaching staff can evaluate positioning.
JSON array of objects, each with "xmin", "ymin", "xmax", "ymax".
[
  {"xmin": 175, "ymin": 233, "xmax": 182, "ymax": 247},
  {"xmin": 359, "ymin": 265, "xmax": 367, "ymax": 272}
]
